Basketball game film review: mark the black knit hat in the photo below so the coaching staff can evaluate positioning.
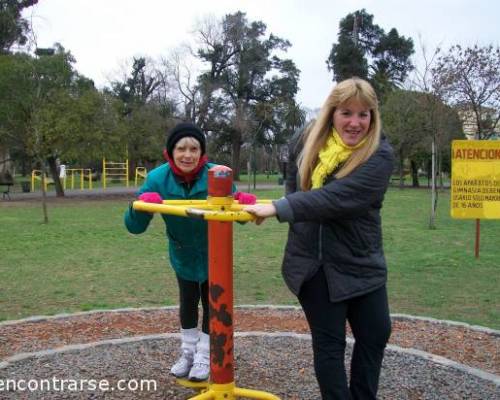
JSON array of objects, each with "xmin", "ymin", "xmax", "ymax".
[{"xmin": 166, "ymin": 122, "xmax": 206, "ymax": 157}]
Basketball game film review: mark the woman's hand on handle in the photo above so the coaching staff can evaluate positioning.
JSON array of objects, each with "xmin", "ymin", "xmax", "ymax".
[
  {"xmin": 243, "ymin": 204, "xmax": 277, "ymax": 225},
  {"xmin": 138, "ymin": 192, "xmax": 163, "ymax": 204}
]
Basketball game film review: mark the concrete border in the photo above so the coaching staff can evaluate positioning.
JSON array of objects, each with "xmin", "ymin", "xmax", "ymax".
[
  {"xmin": 1, "ymin": 305, "xmax": 499, "ymax": 337},
  {"xmin": 0, "ymin": 331, "xmax": 498, "ymax": 386}
]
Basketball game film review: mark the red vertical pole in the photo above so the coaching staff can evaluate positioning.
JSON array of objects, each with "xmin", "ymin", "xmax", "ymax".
[
  {"xmin": 475, "ymin": 218, "xmax": 480, "ymax": 259},
  {"xmin": 207, "ymin": 166, "xmax": 234, "ymax": 385}
]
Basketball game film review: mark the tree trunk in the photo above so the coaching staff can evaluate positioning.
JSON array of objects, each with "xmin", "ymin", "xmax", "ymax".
[
  {"xmin": 410, "ymin": 160, "xmax": 419, "ymax": 187},
  {"xmin": 129, "ymin": 159, "xmax": 137, "ymax": 186},
  {"xmin": 47, "ymin": 156, "xmax": 64, "ymax": 197},
  {"xmin": 37, "ymin": 158, "xmax": 49, "ymax": 224},
  {"xmin": 438, "ymin": 149, "xmax": 444, "ymax": 190},
  {"xmin": 426, "ymin": 159, "xmax": 431, "ymax": 188},
  {"xmin": 232, "ymin": 101, "xmax": 247, "ymax": 181},
  {"xmin": 398, "ymin": 148, "xmax": 404, "ymax": 188},
  {"xmin": 231, "ymin": 131, "xmax": 242, "ymax": 180},
  {"xmin": 429, "ymin": 138, "xmax": 437, "ymax": 229}
]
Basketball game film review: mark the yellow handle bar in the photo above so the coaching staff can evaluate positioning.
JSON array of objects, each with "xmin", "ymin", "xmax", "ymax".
[{"xmin": 132, "ymin": 199, "xmax": 272, "ymax": 222}]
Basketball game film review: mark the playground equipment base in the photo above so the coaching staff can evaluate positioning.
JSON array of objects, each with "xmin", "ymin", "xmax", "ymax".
[{"xmin": 177, "ymin": 378, "xmax": 280, "ymax": 399}]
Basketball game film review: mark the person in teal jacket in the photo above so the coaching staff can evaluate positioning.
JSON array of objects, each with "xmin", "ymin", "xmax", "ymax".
[{"xmin": 124, "ymin": 122, "xmax": 255, "ymax": 382}]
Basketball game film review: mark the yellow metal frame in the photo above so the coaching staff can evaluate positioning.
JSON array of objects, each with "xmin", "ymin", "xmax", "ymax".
[
  {"xmin": 32, "ymin": 169, "xmax": 93, "ymax": 191},
  {"xmin": 102, "ymin": 158, "xmax": 129, "ymax": 189},
  {"xmin": 134, "ymin": 166, "xmax": 147, "ymax": 187},
  {"xmin": 132, "ymin": 196, "xmax": 280, "ymax": 399},
  {"xmin": 31, "ymin": 170, "xmax": 54, "ymax": 192},
  {"xmin": 63, "ymin": 168, "xmax": 93, "ymax": 190}
]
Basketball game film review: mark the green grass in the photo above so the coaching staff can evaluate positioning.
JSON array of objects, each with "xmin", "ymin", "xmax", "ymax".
[
  {"xmin": 382, "ymin": 189, "xmax": 499, "ymax": 328},
  {"xmin": 0, "ymin": 188, "xmax": 498, "ymax": 329},
  {"xmin": 236, "ymin": 173, "xmax": 283, "ymax": 185}
]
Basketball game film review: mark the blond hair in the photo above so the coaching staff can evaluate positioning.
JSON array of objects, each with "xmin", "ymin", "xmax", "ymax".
[{"xmin": 298, "ymin": 77, "xmax": 381, "ymax": 191}]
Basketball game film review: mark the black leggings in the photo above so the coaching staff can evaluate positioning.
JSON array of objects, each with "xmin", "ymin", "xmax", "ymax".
[
  {"xmin": 298, "ymin": 267, "xmax": 391, "ymax": 400},
  {"xmin": 176, "ymin": 276, "xmax": 209, "ymax": 334}
]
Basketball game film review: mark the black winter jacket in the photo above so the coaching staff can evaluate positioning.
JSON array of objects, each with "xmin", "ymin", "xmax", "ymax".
[{"xmin": 274, "ymin": 136, "xmax": 394, "ymax": 302}]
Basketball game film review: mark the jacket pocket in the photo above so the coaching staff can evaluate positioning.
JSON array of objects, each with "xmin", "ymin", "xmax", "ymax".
[{"xmin": 281, "ymin": 254, "xmax": 321, "ymax": 296}]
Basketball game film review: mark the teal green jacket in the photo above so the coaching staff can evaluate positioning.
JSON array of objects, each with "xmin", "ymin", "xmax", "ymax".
[{"xmin": 124, "ymin": 162, "xmax": 218, "ymax": 282}]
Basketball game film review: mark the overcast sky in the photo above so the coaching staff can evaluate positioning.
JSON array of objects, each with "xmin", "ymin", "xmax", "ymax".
[{"xmin": 24, "ymin": 0, "xmax": 499, "ymax": 109}]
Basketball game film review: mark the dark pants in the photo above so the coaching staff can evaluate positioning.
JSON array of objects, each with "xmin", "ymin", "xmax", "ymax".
[
  {"xmin": 176, "ymin": 276, "xmax": 209, "ymax": 334},
  {"xmin": 298, "ymin": 268, "xmax": 391, "ymax": 400}
]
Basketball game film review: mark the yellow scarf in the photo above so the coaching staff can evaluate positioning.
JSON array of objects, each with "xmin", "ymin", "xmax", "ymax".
[{"xmin": 311, "ymin": 128, "xmax": 367, "ymax": 189}]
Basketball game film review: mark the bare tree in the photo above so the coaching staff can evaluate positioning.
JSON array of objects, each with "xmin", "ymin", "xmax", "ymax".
[
  {"xmin": 432, "ymin": 44, "xmax": 500, "ymax": 140},
  {"xmin": 159, "ymin": 46, "xmax": 202, "ymax": 122},
  {"xmin": 406, "ymin": 39, "xmax": 460, "ymax": 229}
]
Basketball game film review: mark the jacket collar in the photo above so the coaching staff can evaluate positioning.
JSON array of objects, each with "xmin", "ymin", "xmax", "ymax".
[{"xmin": 165, "ymin": 163, "xmax": 210, "ymax": 197}]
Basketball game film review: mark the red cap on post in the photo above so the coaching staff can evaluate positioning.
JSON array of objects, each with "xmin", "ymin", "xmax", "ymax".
[{"xmin": 208, "ymin": 166, "xmax": 233, "ymax": 197}]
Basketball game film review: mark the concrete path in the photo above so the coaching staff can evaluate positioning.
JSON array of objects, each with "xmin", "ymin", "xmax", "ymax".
[{"xmin": 2, "ymin": 183, "xmax": 284, "ymax": 201}]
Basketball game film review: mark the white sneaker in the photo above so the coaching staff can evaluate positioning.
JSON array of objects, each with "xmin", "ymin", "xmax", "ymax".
[
  {"xmin": 188, "ymin": 332, "xmax": 210, "ymax": 381},
  {"xmin": 170, "ymin": 328, "xmax": 198, "ymax": 378},
  {"xmin": 188, "ymin": 361, "xmax": 209, "ymax": 381},
  {"xmin": 170, "ymin": 352, "xmax": 193, "ymax": 378}
]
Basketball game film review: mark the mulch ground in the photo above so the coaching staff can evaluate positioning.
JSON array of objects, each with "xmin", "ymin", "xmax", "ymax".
[{"xmin": 1, "ymin": 308, "xmax": 498, "ymax": 376}]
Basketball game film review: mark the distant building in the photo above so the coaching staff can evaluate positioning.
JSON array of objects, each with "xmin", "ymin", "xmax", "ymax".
[{"xmin": 457, "ymin": 106, "xmax": 500, "ymax": 140}]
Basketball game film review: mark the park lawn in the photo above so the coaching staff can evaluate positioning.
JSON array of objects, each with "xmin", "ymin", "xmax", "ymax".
[{"xmin": 0, "ymin": 188, "xmax": 498, "ymax": 329}]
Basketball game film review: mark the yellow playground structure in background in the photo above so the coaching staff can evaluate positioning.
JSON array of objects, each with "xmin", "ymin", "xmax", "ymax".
[
  {"xmin": 134, "ymin": 166, "xmax": 147, "ymax": 187},
  {"xmin": 31, "ymin": 168, "xmax": 93, "ymax": 192},
  {"xmin": 102, "ymin": 159, "xmax": 129, "ymax": 189},
  {"xmin": 102, "ymin": 159, "xmax": 148, "ymax": 188},
  {"xmin": 31, "ymin": 159, "xmax": 148, "ymax": 191}
]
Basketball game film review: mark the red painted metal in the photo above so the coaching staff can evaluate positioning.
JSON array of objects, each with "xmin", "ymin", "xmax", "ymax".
[
  {"xmin": 207, "ymin": 165, "xmax": 235, "ymax": 384},
  {"xmin": 208, "ymin": 165, "xmax": 233, "ymax": 197}
]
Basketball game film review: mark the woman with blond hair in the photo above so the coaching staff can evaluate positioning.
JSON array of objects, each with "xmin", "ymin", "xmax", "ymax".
[{"xmin": 245, "ymin": 77, "xmax": 394, "ymax": 399}]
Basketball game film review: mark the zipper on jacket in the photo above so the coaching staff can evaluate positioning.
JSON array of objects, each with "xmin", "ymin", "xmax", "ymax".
[{"xmin": 318, "ymin": 223, "xmax": 323, "ymax": 261}]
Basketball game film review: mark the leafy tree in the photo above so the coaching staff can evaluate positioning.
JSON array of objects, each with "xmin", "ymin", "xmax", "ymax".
[
  {"xmin": 382, "ymin": 90, "xmax": 430, "ymax": 187},
  {"xmin": 326, "ymin": 9, "xmax": 414, "ymax": 99},
  {"xmin": 111, "ymin": 57, "xmax": 160, "ymax": 111},
  {"xmin": 34, "ymin": 87, "xmax": 123, "ymax": 168},
  {"xmin": 194, "ymin": 12, "xmax": 303, "ymax": 179},
  {"xmin": 0, "ymin": 45, "xmax": 123, "ymax": 200},
  {"xmin": 108, "ymin": 57, "xmax": 174, "ymax": 172},
  {"xmin": 382, "ymin": 89, "xmax": 462, "ymax": 188},
  {"xmin": 327, "ymin": 35, "xmax": 368, "ymax": 82},
  {"xmin": 432, "ymin": 44, "xmax": 500, "ymax": 140},
  {"xmin": 0, "ymin": 53, "xmax": 32, "ymax": 149},
  {"xmin": 0, "ymin": 0, "xmax": 38, "ymax": 53}
]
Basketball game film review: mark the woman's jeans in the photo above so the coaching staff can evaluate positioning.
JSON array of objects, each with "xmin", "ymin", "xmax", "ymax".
[{"xmin": 298, "ymin": 267, "xmax": 391, "ymax": 400}]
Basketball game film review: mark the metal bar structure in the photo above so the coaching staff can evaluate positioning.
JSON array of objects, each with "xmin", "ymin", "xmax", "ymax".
[
  {"xmin": 63, "ymin": 168, "xmax": 93, "ymax": 190},
  {"xmin": 135, "ymin": 167, "xmax": 148, "ymax": 187},
  {"xmin": 132, "ymin": 165, "xmax": 279, "ymax": 400},
  {"xmin": 31, "ymin": 170, "xmax": 54, "ymax": 192},
  {"xmin": 102, "ymin": 159, "xmax": 129, "ymax": 189},
  {"xmin": 206, "ymin": 166, "xmax": 235, "ymax": 386}
]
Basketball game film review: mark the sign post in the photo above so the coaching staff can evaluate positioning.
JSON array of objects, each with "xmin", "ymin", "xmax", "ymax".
[{"xmin": 451, "ymin": 140, "xmax": 500, "ymax": 258}]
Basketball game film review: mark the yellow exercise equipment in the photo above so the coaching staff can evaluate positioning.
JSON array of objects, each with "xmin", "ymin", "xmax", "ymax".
[
  {"xmin": 102, "ymin": 158, "xmax": 129, "ymax": 189},
  {"xmin": 63, "ymin": 168, "xmax": 93, "ymax": 190},
  {"xmin": 134, "ymin": 166, "xmax": 147, "ymax": 187},
  {"xmin": 132, "ymin": 165, "xmax": 279, "ymax": 400},
  {"xmin": 31, "ymin": 170, "xmax": 54, "ymax": 192}
]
